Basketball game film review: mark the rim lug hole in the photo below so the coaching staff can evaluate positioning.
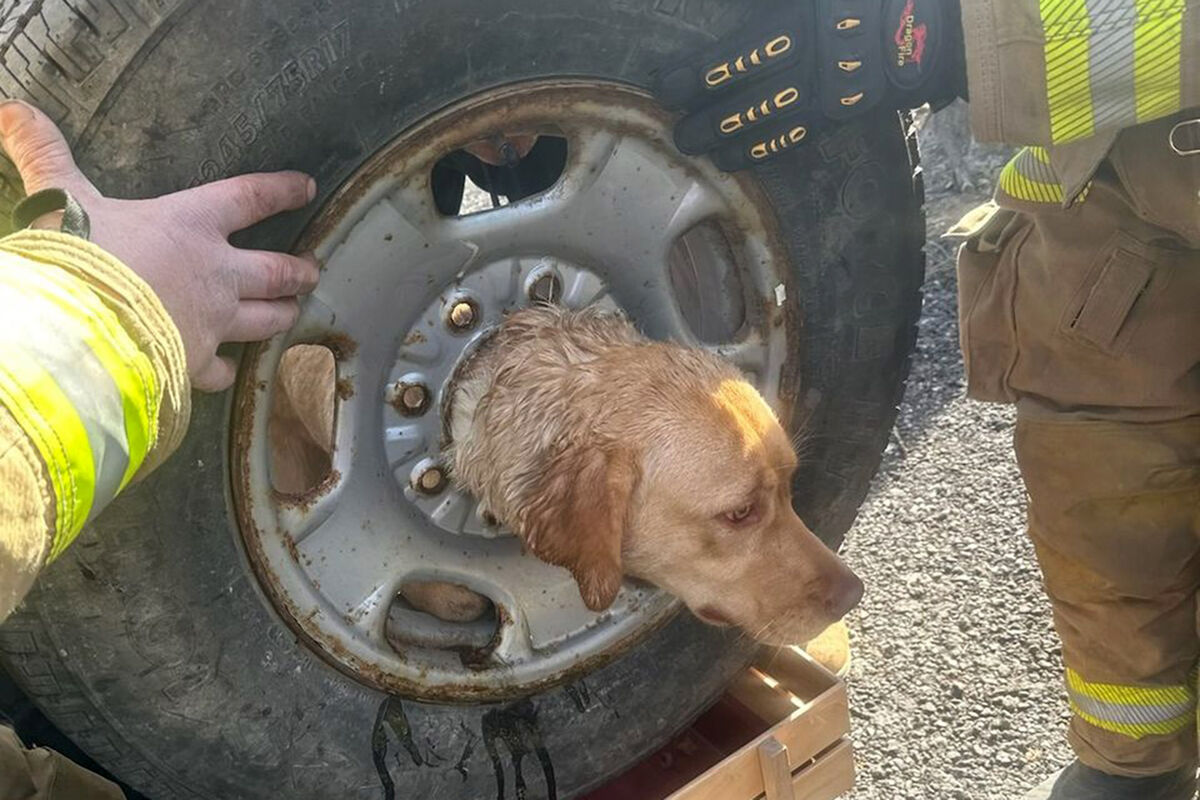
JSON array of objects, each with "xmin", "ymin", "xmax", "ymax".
[
  {"xmin": 448, "ymin": 300, "xmax": 478, "ymax": 332},
  {"xmin": 528, "ymin": 273, "xmax": 562, "ymax": 305},
  {"xmin": 416, "ymin": 466, "xmax": 448, "ymax": 495},
  {"xmin": 392, "ymin": 382, "xmax": 430, "ymax": 416}
]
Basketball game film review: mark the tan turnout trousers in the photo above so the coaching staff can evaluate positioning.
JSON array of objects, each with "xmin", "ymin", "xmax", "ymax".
[{"xmin": 956, "ymin": 110, "xmax": 1200, "ymax": 777}]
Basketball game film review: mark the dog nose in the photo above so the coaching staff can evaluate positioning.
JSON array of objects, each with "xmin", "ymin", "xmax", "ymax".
[{"xmin": 826, "ymin": 570, "xmax": 864, "ymax": 619}]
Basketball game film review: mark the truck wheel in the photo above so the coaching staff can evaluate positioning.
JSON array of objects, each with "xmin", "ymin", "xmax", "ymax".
[{"xmin": 0, "ymin": 1, "xmax": 924, "ymax": 798}]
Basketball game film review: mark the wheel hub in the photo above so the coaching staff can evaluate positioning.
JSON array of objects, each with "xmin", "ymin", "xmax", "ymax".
[{"xmin": 386, "ymin": 255, "xmax": 615, "ymax": 539}]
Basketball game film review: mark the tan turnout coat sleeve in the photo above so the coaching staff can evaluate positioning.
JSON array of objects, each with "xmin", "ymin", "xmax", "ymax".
[{"xmin": 0, "ymin": 231, "xmax": 189, "ymax": 621}]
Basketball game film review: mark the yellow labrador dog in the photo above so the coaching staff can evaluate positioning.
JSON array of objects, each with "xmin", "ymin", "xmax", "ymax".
[
  {"xmin": 451, "ymin": 306, "xmax": 861, "ymax": 644},
  {"xmin": 273, "ymin": 306, "xmax": 862, "ymax": 645}
]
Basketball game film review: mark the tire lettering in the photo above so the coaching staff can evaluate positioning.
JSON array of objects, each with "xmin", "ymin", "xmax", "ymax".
[
  {"xmin": 200, "ymin": 159, "xmax": 222, "ymax": 181},
  {"xmin": 218, "ymin": 133, "xmax": 241, "ymax": 167},
  {"xmin": 281, "ymin": 60, "xmax": 308, "ymax": 97},
  {"xmin": 299, "ymin": 46, "xmax": 327, "ymax": 81},
  {"xmin": 232, "ymin": 112, "xmax": 257, "ymax": 147},
  {"xmin": 193, "ymin": 18, "xmax": 350, "ymax": 185}
]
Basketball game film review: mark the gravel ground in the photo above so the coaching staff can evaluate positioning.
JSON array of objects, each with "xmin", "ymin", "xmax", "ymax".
[{"xmin": 840, "ymin": 110, "xmax": 1074, "ymax": 800}]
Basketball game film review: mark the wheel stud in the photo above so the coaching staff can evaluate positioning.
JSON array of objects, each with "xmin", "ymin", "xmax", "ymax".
[
  {"xmin": 448, "ymin": 300, "xmax": 478, "ymax": 332},
  {"xmin": 528, "ymin": 273, "xmax": 562, "ymax": 304},
  {"xmin": 392, "ymin": 382, "xmax": 430, "ymax": 416},
  {"xmin": 416, "ymin": 465, "xmax": 447, "ymax": 495}
]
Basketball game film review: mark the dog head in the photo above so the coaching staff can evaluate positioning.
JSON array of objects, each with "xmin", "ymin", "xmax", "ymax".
[{"xmin": 512, "ymin": 338, "xmax": 862, "ymax": 645}]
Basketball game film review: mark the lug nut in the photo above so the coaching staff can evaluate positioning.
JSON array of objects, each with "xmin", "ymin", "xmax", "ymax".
[
  {"xmin": 416, "ymin": 466, "xmax": 447, "ymax": 495},
  {"xmin": 402, "ymin": 385, "xmax": 428, "ymax": 412},
  {"xmin": 528, "ymin": 273, "xmax": 562, "ymax": 305},
  {"xmin": 448, "ymin": 300, "xmax": 477, "ymax": 332},
  {"xmin": 392, "ymin": 382, "xmax": 430, "ymax": 416}
]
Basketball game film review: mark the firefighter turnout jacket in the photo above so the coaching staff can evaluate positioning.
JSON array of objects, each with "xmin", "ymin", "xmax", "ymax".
[{"xmin": 0, "ymin": 230, "xmax": 188, "ymax": 620}]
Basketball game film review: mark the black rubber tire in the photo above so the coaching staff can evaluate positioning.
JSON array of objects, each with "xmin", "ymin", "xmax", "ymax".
[{"xmin": 0, "ymin": 2, "xmax": 925, "ymax": 799}]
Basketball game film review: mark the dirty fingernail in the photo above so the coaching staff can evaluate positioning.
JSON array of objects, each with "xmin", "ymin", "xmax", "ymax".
[{"xmin": 306, "ymin": 177, "xmax": 317, "ymax": 202}]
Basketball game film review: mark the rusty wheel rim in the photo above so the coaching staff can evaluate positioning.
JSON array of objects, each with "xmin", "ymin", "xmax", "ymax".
[{"xmin": 231, "ymin": 81, "xmax": 792, "ymax": 701}]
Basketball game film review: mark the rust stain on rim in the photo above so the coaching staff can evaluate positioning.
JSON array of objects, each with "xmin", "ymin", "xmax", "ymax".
[{"xmin": 275, "ymin": 468, "xmax": 342, "ymax": 512}]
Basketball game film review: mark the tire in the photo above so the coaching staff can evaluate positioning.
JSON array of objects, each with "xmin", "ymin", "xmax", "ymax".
[{"xmin": 0, "ymin": 2, "xmax": 925, "ymax": 799}]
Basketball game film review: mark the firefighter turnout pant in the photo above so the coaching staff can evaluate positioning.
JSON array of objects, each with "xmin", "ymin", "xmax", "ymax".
[{"xmin": 956, "ymin": 110, "xmax": 1200, "ymax": 777}]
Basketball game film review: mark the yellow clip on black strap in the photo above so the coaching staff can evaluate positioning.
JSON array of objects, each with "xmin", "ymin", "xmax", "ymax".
[{"xmin": 12, "ymin": 188, "xmax": 91, "ymax": 240}]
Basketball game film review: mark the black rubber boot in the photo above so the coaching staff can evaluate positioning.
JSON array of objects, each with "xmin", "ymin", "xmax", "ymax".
[{"xmin": 1025, "ymin": 761, "xmax": 1197, "ymax": 800}]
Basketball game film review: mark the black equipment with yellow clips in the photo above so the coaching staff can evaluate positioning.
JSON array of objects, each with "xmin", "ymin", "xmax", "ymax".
[{"xmin": 655, "ymin": 0, "xmax": 965, "ymax": 171}]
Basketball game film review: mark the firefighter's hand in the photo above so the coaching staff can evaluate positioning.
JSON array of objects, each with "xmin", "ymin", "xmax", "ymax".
[
  {"xmin": 654, "ymin": 0, "xmax": 965, "ymax": 171},
  {"xmin": 0, "ymin": 100, "xmax": 320, "ymax": 391}
]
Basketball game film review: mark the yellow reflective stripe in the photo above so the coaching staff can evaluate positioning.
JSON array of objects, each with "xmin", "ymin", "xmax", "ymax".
[
  {"xmin": 998, "ymin": 148, "xmax": 1067, "ymax": 203},
  {"xmin": 1133, "ymin": 0, "xmax": 1184, "ymax": 122},
  {"xmin": 1067, "ymin": 669, "xmax": 1195, "ymax": 706},
  {"xmin": 0, "ymin": 348, "xmax": 95, "ymax": 553},
  {"xmin": 0, "ymin": 261, "xmax": 157, "ymax": 491},
  {"xmin": 1042, "ymin": 0, "xmax": 1097, "ymax": 143}
]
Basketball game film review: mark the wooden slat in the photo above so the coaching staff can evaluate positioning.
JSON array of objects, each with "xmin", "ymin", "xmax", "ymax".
[
  {"xmin": 758, "ymin": 738, "xmax": 796, "ymax": 800},
  {"xmin": 792, "ymin": 740, "xmax": 855, "ymax": 800}
]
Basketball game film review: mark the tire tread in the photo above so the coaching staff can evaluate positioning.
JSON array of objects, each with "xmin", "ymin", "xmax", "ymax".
[{"xmin": 0, "ymin": 0, "xmax": 184, "ymax": 226}]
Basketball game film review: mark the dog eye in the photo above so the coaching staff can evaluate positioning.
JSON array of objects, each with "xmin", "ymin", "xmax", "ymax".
[{"xmin": 723, "ymin": 503, "xmax": 757, "ymax": 525}]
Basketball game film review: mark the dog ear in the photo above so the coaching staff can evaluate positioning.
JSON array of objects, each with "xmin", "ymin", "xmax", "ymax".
[{"xmin": 518, "ymin": 444, "xmax": 639, "ymax": 612}]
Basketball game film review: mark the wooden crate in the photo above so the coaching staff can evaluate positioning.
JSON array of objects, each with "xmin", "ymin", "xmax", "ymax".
[{"xmin": 583, "ymin": 646, "xmax": 853, "ymax": 800}]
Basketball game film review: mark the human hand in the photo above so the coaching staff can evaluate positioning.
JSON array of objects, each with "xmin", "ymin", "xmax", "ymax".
[
  {"xmin": 0, "ymin": 99, "xmax": 320, "ymax": 391},
  {"xmin": 654, "ymin": 0, "xmax": 965, "ymax": 171}
]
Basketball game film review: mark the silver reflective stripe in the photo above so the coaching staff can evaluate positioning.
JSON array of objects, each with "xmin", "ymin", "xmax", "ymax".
[
  {"xmin": 1016, "ymin": 147, "xmax": 1061, "ymax": 185},
  {"xmin": 0, "ymin": 284, "xmax": 130, "ymax": 517},
  {"xmin": 1085, "ymin": 0, "xmax": 1139, "ymax": 131},
  {"xmin": 1067, "ymin": 687, "xmax": 1194, "ymax": 725}
]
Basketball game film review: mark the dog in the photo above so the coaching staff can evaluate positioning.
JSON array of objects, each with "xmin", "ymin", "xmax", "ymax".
[
  {"xmin": 445, "ymin": 306, "xmax": 862, "ymax": 644},
  {"xmin": 271, "ymin": 306, "xmax": 862, "ymax": 645}
]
